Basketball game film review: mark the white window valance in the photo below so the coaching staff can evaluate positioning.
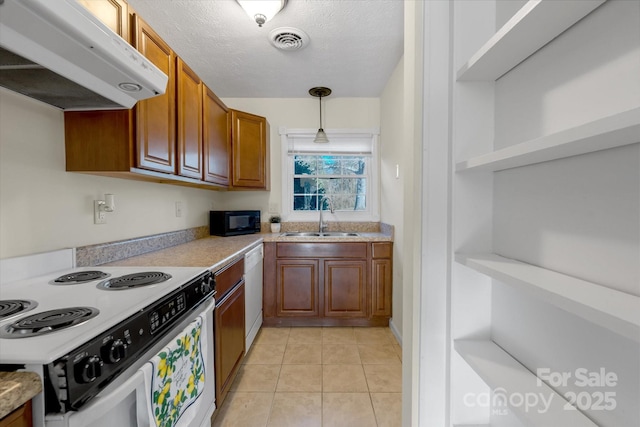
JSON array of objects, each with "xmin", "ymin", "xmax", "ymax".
[{"xmin": 280, "ymin": 128, "xmax": 379, "ymax": 154}]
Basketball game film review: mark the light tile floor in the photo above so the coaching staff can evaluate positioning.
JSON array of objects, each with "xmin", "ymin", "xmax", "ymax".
[{"xmin": 212, "ymin": 326, "xmax": 402, "ymax": 427}]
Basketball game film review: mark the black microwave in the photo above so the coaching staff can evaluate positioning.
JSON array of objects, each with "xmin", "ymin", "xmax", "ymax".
[{"xmin": 210, "ymin": 210, "xmax": 261, "ymax": 236}]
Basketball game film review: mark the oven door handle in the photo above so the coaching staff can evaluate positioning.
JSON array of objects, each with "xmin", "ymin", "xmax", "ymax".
[{"xmin": 61, "ymin": 370, "xmax": 145, "ymax": 427}]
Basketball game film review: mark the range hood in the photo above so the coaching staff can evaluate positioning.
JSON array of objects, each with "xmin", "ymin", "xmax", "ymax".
[{"xmin": 0, "ymin": 0, "xmax": 168, "ymax": 110}]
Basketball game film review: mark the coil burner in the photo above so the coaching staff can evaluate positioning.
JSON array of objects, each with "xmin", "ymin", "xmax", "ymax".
[
  {"xmin": 0, "ymin": 307, "xmax": 99, "ymax": 338},
  {"xmin": 97, "ymin": 272, "xmax": 172, "ymax": 290},
  {"xmin": 0, "ymin": 299, "xmax": 38, "ymax": 321},
  {"xmin": 51, "ymin": 271, "xmax": 110, "ymax": 285}
]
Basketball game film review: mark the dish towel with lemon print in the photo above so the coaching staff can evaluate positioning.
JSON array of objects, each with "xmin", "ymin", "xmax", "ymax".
[{"xmin": 137, "ymin": 315, "xmax": 207, "ymax": 427}]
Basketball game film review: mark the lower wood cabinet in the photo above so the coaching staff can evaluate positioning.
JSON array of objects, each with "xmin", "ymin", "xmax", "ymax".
[
  {"xmin": 264, "ymin": 241, "xmax": 392, "ymax": 327},
  {"xmin": 276, "ymin": 259, "xmax": 319, "ymax": 317},
  {"xmin": 371, "ymin": 242, "xmax": 393, "ymax": 317},
  {"xmin": 213, "ymin": 258, "xmax": 246, "ymax": 407},
  {"xmin": 0, "ymin": 401, "xmax": 32, "ymax": 427},
  {"xmin": 324, "ymin": 260, "xmax": 367, "ymax": 318}
]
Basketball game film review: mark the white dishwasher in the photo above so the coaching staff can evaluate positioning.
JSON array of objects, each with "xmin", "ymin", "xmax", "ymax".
[{"xmin": 244, "ymin": 244, "xmax": 263, "ymax": 350}]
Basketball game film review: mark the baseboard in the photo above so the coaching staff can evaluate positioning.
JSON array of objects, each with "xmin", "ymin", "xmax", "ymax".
[{"xmin": 389, "ymin": 318, "xmax": 402, "ymax": 346}]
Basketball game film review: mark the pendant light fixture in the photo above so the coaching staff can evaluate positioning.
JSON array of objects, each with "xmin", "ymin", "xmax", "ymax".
[
  {"xmin": 309, "ymin": 87, "xmax": 331, "ymax": 143},
  {"xmin": 237, "ymin": 0, "xmax": 287, "ymax": 27}
]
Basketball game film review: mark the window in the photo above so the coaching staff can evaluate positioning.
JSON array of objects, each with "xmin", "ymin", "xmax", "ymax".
[
  {"xmin": 280, "ymin": 129, "xmax": 380, "ymax": 222},
  {"xmin": 293, "ymin": 154, "xmax": 368, "ymax": 211}
]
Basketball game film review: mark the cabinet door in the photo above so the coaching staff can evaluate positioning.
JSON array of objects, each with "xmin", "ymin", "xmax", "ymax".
[
  {"xmin": 230, "ymin": 109, "xmax": 269, "ymax": 189},
  {"xmin": 0, "ymin": 400, "xmax": 32, "ymax": 427},
  {"xmin": 132, "ymin": 15, "xmax": 176, "ymax": 174},
  {"xmin": 371, "ymin": 242, "xmax": 392, "ymax": 317},
  {"xmin": 77, "ymin": 0, "xmax": 128, "ymax": 40},
  {"xmin": 324, "ymin": 260, "xmax": 368, "ymax": 318},
  {"xmin": 203, "ymin": 87, "xmax": 230, "ymax": 186},
  {"xmin": 276, "ymin": 259, "xmax": 319, "ymax": 317},
  {"xmin": 176, "ymin": 57, "xmax": 203, "ymax": 179},
  {"xmin": 371, "ymin": 259, "xmax": 392, "ymax": 317},
  {"xmin": 214, "ymin": 281, "xmax": 246, "ymax": 406}
]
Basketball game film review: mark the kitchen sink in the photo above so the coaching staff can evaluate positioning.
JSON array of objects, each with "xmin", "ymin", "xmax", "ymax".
[{"xmin": 281, "ymin": 232, "xmax": 360, "ymax": 237}]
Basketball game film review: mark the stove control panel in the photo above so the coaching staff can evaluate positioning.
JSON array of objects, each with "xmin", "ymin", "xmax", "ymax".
[
  {"xmin": 48, "ymin": 270, "xmax": 214, "ymax": 412},
  {"xmin": 149, "ymin": 292, "xmax": 186, "ymax": 334}
]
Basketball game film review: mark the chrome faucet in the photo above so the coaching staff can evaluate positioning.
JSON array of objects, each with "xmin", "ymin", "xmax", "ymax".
[{"xmin": 319, "ymin": 196, "xmax": 335, "ymax": 233}]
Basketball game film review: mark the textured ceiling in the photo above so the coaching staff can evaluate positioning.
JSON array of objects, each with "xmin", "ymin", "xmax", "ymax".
[{"xmin": 125, "ymin": 0, "xmax": 404, "ymax": 98}]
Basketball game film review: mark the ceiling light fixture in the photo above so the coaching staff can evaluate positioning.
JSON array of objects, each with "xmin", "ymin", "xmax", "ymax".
[
  {"xmin": 237, "ymin": 0, "xmax": 287, "ymax": 27},
  {"xmin": 309, "ymin": 87, "xmax": 331, "ymax": 143}
]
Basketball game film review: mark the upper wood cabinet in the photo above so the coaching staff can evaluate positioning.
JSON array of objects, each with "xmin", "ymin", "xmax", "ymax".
[
  {"xmin": 132, "ymin": 15, "xmax": 176, "ymax": 174},
  {"xmin": 65, "ymin": 16, "xmax": 228, "ymax": 190},
  {"xmin": 65, "ymin": 15, "xmax": 184, "ymax": 183},
  {"xmin": 77, "ymin": 0, "xmax": 129, "ymax": 40},
  {"xmin": 176, "ymin": 58, "xmax": 203, "ymax": 179},
  {"xmin": 203, "ymin": 88, "xmax": 231, "ymax": 186},
  {"xmin": 64, "ymin": 9, "xmax": 241, "ymax": 191},
  {"xmin": 230, "ymin": 109, "xmax": 269, "ymax": 190}
]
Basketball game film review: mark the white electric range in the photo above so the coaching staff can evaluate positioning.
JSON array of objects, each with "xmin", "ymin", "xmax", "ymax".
[{"xmin": 0, "ymin": 254, "xmax": 216, "ymax": 427}]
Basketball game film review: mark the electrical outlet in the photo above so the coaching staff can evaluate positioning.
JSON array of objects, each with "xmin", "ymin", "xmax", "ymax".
[
  {"xmin": 94, "ymin": 200, "xmax": 106, "ymax": 224},
  {"xmin": 175, "ymin": 201, "xmax": 182, "ymax": 217}
]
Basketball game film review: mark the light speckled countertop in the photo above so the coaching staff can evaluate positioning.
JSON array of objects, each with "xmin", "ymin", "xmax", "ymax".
[
  {"xmin": 0, "ymin": 371, "xmax": 41, "ymax": 419},
  {"xmin": 107, "ymin": 234, "xmax": 264, "ymax": 269},
  {"xmin": 107, "ymin": 230, "xmax": 392, "ymax": 269}
]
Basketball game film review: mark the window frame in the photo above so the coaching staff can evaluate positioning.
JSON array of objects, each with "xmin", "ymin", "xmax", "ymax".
[{"xmin": 280, "ymin": 128, "xmax": 380, "ymax": 223}]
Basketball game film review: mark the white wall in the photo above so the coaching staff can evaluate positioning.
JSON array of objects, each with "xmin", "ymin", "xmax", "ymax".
[
  {"xmin": 494, "ymin": 0, "xmax": 640, "ymax": 148},
  {"xmin": 494, "ymin": 144, "xmax": 640, "ymax": 294},
  {"xmin": 495, "ymin": 0, "xmax": 527, "ymax": 29},
  {"xmin": 0, "ymin": 88, "xmax": 222, "ymax": 259},
  {"xmin": 220, "ymin": 97, "xmax": 381, "ymax": 218},
  {"xmin": 380, "ymin": 57, "xmax": 405, "ymax": 339}
]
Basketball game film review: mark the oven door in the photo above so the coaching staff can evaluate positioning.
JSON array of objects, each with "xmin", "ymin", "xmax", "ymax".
[{"xmin": 45, "ymin": 298, "xmax": 215, "ymax": 427}]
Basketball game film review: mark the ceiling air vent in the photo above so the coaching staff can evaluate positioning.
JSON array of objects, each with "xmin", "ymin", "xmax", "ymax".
[{"xmin": 269, "ymin": 27, "xmax": 309, "ymax": 51}]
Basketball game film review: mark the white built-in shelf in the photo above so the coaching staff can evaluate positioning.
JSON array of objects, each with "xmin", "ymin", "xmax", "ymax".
[
  {"xmin": 456, "ymin": 107, "xmax": 640, "ymax": 172},
  {"xmin": 454, "ymin": 340, "xmax": 598, "ymax": 426},
  {"xmin": 456, "ymin": 0, "xmax": 606, "ymax": 81},
  {"xmin": 455, "ymin": 253, "xmax": 640, "ymax": 342}
]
